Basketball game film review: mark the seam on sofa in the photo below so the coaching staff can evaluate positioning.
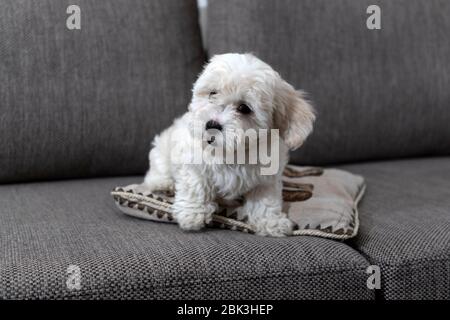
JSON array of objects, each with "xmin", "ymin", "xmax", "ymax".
[
  {"xmin": 360, "ymin": 255, "xmax": 450, "ymax": 268},
  {"xmin": 148, "ymin": 265, "xmax": 371, "ymax": 289}
]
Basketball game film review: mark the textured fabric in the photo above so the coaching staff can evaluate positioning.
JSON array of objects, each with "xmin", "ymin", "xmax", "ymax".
[
  {"xmin": 0, "ymin": 177, "xmax": 372, "ymax": 299},
  {"xmin": 0, "ymin": 0, "xmax": 205, "ymax": 183},
  {"xmin": 111, "ymin": 166, "xmax": 365, "ymax": 239},
  {"xmin": 340, "ymin": 157, "xmax": 450, "ymax": 300},
  {"xmin": 207, "ymin": 0, "xmax": 450, "ymax": 165}
]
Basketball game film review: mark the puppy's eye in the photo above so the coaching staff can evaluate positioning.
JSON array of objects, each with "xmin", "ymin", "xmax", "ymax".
[
  {"xmin": 209, "ymin": 91, "xmax": 217, "ymax": 98},
  {"xmin": 237, "ymin": 103, "xmax": 252, "ymax": 114}
]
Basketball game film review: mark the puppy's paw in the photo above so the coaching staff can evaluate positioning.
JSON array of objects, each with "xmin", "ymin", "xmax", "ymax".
[
  {"xmin": 130, "ymin": 183, "xmax": 155, "ymax": 195},
  {"xmin": 144, "ymin": 176, "xmax": 175, "ymax": 193},
  {"xmin": 253, "ymin": 216, "xmax": 294, "ymax": 237},
  {"xmin": 174, "ymin": 203, "xmax": 217, "ymax": 231}
]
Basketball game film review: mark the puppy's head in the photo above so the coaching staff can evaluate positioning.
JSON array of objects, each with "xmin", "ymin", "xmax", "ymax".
[{"xmin": 188, "ymin": 53, "xmax": 315, "ymax": 152}]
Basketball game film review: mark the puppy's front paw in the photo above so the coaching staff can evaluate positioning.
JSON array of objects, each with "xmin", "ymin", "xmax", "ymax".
[
  {"xmin": 174, "ymin": 203, "xmax": 217, "ymax": 231},
  {"xmin": 253, "ymin": 216, "xmax": 294, "ymax": 237},
  {"xmin": 144, "ymin": 176, "xmax": 175, "ymax": 193}
]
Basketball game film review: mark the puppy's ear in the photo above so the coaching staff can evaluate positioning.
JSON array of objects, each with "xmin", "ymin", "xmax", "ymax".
[{"xmin": 273, "ymin": 76, "xmax": 315, "ymax": 150}]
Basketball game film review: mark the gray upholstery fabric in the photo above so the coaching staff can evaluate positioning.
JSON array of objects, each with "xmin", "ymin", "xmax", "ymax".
[
  {"xmin": 340, "ymin": 157, "xmax": 450, "ymax": 300},
  {"xmin": 0, "ymin": 177, "xmax": 373, "ymax": 299},
  {"xmin": 0, "ymin": 0, "xmax": 205, "ymax": 183},
  {"xmin": 207, "ymin": 0, "xmax": 450, "ymax": 165}
]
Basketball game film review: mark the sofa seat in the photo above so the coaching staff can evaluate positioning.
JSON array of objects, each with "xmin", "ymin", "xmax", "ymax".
[
  {"xmin": 340, "ymin": 157, "xmax": 450, "ymax": 300},
  {"xmin": 0, "ymin": 177, "xmax": 372, "ymax": 299}
]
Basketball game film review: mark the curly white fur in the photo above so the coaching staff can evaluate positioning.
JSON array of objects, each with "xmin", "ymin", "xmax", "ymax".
[{"xmin": 143, "ymin": 53, "xmax": 315, "ymax": 237}]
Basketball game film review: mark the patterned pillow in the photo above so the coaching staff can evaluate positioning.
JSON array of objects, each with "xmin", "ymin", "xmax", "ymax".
[{"xmin": 111, "ymin": 166, "xmax": 365, "ymax": 239}]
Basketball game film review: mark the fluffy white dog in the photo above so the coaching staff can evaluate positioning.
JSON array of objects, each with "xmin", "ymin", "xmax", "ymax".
[{"xmin": 143, "ymin": 53, "xmax": 315, "ymax": 237}]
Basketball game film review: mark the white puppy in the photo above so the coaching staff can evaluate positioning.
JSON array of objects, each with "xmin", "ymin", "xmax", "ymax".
[{"xmin": 143, "ymin": 53, "xmax": 315, "ymax": 237}]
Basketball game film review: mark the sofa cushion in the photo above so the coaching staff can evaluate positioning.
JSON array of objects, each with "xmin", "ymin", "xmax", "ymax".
[
  {"xmin": 0, "ymin": 0, "xmax": 205, "ymax": 183},
  {"xmin": 340, "ymin": 157, "xmax": 450, "ymax": 299},
  {"xmin": 0, "ymin": 177, "xmax": 373, "ymax": 299},
  {"xmin": 207, "ymin": 0, "xmax": 450, "ymax": 165}
]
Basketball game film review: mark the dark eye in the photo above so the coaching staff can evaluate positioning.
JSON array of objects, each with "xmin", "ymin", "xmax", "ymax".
[
  {"xmin": 237, "ymin": 103, "xmax": 252, "ymax": 114},
  {"xmin": 209, "ymin": 91, "xmax": 217, "ymax": 98}
]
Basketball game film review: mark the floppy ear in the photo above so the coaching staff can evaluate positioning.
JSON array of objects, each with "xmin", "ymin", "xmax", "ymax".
[{"xmin": 273, "ymin": 76, "xmax": 315, "ymax": 150}]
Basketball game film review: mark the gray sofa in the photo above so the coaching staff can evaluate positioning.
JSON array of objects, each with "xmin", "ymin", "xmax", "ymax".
[{"xmin": 0, "ymin": 0, "xmax": 449, "ymax": 300}]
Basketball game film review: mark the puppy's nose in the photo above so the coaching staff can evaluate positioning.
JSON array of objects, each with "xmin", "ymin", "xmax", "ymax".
[{"xmin": 205, "ymin": 120, "xmax": 222, "ymax": 131}]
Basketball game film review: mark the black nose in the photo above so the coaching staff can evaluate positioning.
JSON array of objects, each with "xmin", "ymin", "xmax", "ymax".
[{"xmin": 205, "ymin": 120, "xmax": 222, "ymax": 131}]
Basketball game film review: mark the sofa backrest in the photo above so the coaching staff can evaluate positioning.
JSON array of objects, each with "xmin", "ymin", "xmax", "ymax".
[
  {"xmin": 0, "ymin": 0, "xmax": 205, "ymax": 183},
  {"xmin": 207, "ymin": 0, "xmax": 450, "ymax": 165}
]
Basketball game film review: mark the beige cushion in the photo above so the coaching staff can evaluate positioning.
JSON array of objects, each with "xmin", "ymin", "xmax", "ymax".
[{"xmin": 111, "ymin": 166, "xmax": 365, "ymax": 239}]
